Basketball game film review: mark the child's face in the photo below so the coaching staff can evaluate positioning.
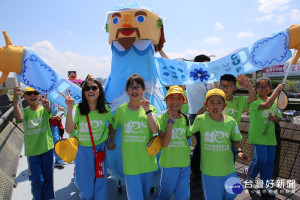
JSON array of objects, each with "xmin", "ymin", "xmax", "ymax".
[
  {"xmin": 204, "ymin": 95, "xmax": 226, "ymax": 118},
  {"xmin": 83, "ymin": 81, "xmax": 100, "ymax": 102},
  {"xmin": 126, "ymin": 80, "xmax": 144, "ymax": 101},
  {"xmin": 219, "ymin": 80, "xmax": 237, "ymax": 99},
  {"xmin": 24, "ymin": 91, "xmax": 41, "ymax": 106},
  {"xmin": 256, "ymin": 80, "xmax": 271, "ymax": 97},
  {"xmin": 166, "ymin": 93, "xmax": 184, "ymax": 112}
]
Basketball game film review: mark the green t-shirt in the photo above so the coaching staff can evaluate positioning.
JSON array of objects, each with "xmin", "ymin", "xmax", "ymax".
[
  {"xmin": 223, "ymin": 96, "xmax": 248, "ymax": 128},
  {"xmin": 180, "ymin": 91, "xmax": 189, "ymax": 114},
  {"xmin": 74, "ymin": 104, "xmax": 113, "ymax": 147},
  {"xmin": 113, "ymin": 102, "xmax": 158, "ymax": 175},
  {"xmin": 190, "ymin": 113, "xmax": 242, "ymax": 176},
  {"xmin": 248, "ymin": 97, "xmax": 282, "ymax": 145},
  {"xmin": 156, "ymin": 112, "xmax": 191, "ymax": 168},
  {"xmin": 23, "ymin": 106, "xmax": 54, "ymax": 156}
]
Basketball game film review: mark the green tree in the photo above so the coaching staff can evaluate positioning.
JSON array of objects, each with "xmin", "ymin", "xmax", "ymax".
[{"xmin": 285, "ymin": 80, "xmax": 299, "ymax": 92}]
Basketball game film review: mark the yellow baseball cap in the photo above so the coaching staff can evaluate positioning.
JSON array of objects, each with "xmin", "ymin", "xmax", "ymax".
[
  {"xmin": 24, "ymin": 87, "xmax": 38, "ymax": 93},
  {"xmin": 164, "ymin": 85, "xmax": 187, "ymax": 103},
  {"xmin": 205, "ymin": 88, "xmax": 225, "ymax": 101}
]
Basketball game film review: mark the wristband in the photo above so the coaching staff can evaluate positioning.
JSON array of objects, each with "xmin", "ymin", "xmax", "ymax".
[
  {"xmin": 145, "ymin": 110, "xmax": 152, "ymax": 115},
  {"xmin": 236, "ymin": 150, "xmax": 243, "ymax": 154},
  {"xmin": 167, "ymin": 119, "xmax": 174, "ymax": 124}
]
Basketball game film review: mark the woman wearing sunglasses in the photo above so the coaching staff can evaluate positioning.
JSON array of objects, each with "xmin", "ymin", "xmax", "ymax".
[{"xmin": 60, "ymin": 78, "xmax": 113, "ymax": 200}]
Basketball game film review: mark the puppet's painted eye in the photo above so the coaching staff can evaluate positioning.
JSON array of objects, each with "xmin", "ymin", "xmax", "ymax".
[
  {"xmin": 113, "ymin": 17, "xmax": 120, "ymax": 24},
  {"xmin": 136, "ymin": 15, "xmax": 145, "ymax": 23}
]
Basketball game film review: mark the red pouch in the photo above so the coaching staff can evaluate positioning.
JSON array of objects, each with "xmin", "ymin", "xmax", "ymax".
[{"xmin": 95, "ymin": 151, "xmax": 105, "ymax": 178}]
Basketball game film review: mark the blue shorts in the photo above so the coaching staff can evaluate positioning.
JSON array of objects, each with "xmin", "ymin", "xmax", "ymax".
[
  {"xmin": 156, "ymin": 166, "xmax": 190, "ymax": 200},
  {"xmin": 125, "ymin": 172, "xmax": 153, "ymax": 200}
]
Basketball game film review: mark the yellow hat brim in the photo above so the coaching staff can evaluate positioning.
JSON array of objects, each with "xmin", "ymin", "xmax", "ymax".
[{"xmin": 54, "ymin": 137, "xmax": 79, "ymax": 163}]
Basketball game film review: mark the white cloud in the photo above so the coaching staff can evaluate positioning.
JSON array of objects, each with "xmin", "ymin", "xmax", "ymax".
[
  {"xmin": 175, "ymin": 38, "xmax": 181, "ymax": 43},
  {"xmin": 30, "ymin": 41, "xmax": 111, "ymax": 79},
  {"xmin": 203, "ymin": 37, "xmax": 221, "ymax": 45},
  {"xmin": 289, "ymin": 9, "xmax": 300, "ymax": 21},
  {"xmin": 215, "ymin": 22, "xmax": 224, "ymax": 31},
  {"xmin": 256, "ymin": 14, "xmax": 275, "ymax": 22},
  {"xmin": 236, "ymin": 31, "xmax": 255, "ymax": 38},
  {"xmin": 64, "ymin": 30, "xmax": 74, "ymax": 36},
  {"xmin": 257, "ymin": 0, "xmax": 291, "ymax": 13},
  {"xmin": 275, "ymin": 15, "xmax": 286, "ymax": 24}
]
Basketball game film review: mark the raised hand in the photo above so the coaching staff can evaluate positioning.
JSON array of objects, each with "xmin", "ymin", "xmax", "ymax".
[
  {"xmin": 236, "ymin": 74, "xmax": 251, "ymax": 89},
  {"xmin": 40, "ymin": 93, "xmax": 50, "ymax": 109},
  {"xmin": 59, "ymin": 89, "xmax": 75, "ymax": 108},
  {"xmin": 13, "ymin": 86, "xmax": 21, "ymax": 100},
  {"xmin": 141, "ymin": 92, "xmax": 150, "ymax": 112},
  {"xmin": 168, "ymin": 110, "xmax": 177, "ymax": 120},
  {"xmin": 276, "ymin": 83, "xmax": 285, "ymax": 91}
]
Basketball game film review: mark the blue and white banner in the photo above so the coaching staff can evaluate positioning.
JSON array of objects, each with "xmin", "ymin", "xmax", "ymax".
[{"xmin": 156, "ymin": 28, "xmax": 291, "ymax": 85}]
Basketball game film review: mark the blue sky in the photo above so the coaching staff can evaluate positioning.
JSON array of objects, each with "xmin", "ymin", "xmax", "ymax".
[{"xmin": 1, "ymin": 0, "xmax": 299, "ymax": 79}]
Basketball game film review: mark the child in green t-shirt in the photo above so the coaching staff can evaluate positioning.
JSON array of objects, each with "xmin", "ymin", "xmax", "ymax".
[
  {"xmin": 60, "ymin": 78, "xmax": 113, "ymax": 199},
  {"xmin": 191, "ymin": 88, "xmax": 249, "ymax": 200},
  {"xmin": 155, "ymin": 85, "xmax": 191, "ymax": 200},
  {"xmin": 13, "ymin": 86, "xmax": 55, "ymax": 200},
  {"xmin": 219, "ymin": 74, "xmax": 257, "ymax": 162},
  {"xmin": 108, "ymin": 73, "xmax": 158, "ymax": 200},
  {"xmin": 247, "ymin": 78, "xmax": 284, "ymax": 197}
]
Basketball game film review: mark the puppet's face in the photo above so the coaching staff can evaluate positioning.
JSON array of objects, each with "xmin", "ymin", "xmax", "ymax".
[
  {"xmin": 68, "ymin": 71, "xmax": 77, "ymax": 80},
  {"xmin": 108, "ymin": 9, "xmax": 162, "ymax": 50}
]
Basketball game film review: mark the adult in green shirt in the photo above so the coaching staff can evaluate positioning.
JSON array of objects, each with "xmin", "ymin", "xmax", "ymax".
[
  {"xmin": 108, "ymin": 74, "xmax": 158, "ymax": 200},
  {"xmin": 61, "ymin": 78, "xmax": 113, "ymax": 200}
]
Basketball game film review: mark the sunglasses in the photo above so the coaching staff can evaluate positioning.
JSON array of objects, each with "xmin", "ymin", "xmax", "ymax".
[
  {"xmin": 24, "ymin": 91, "xmax": 39, "ymax": 95},
  {"xmin": 83, "ymin": 85, "xmax": 99, "ymax": 91},
  {"xmin": 68, "ymin": 72, "xmax": 76, "ymax": 76}
]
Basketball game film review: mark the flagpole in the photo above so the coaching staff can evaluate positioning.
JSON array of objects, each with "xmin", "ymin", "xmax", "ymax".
[{"xmin": 283, "ymin": 50, "xmax": 296, "ymax": 83}]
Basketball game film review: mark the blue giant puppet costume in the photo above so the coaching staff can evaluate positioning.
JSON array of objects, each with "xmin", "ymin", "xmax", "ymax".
[{"xmin": 1, "ymin": 1, "xmax": 300, "ymax": 189}]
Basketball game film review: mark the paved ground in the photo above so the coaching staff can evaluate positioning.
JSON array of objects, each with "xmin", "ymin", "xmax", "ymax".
[{"xmin": 12, "ymin": 150, "xmax": 300, "ymax": 200}]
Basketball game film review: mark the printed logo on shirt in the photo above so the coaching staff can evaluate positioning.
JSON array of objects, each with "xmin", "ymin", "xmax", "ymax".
[
  {"xmin": 223, "ymin": 108, "xmax": 237, "ymax": 116},
  {"xmin": 262, "ymin": 110, "xmax": 271, "ymax": 123},
  {"xmin": 167, "ymin": 128, "xmax": 188, "ymax": 148},
  {"xmin": 124, "ymin": 120, "xmax": 148, "ymax": 134},
  {"xmin": 79, "ymin": 120, "xmax": 105, "ymax": 133},
  {"xmin": 204, "ymin": 130, "xmax": 229, "ymax": 143},
  {"xmin": 27, "ymin": 117, "xmax": 44, "ymax": 129},
  {"xmin": 171, "ymin": 128, "xmax": 186, "ymax": 140},
  {"xmin": 26, "ymin": 117, "xmax": 47, "ymax": 135}
]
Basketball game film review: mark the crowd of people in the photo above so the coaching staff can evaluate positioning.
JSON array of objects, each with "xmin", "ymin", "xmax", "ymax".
[{"xmin": 13, "ymin": 54, "xmax": 286, "ymax": 200}]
